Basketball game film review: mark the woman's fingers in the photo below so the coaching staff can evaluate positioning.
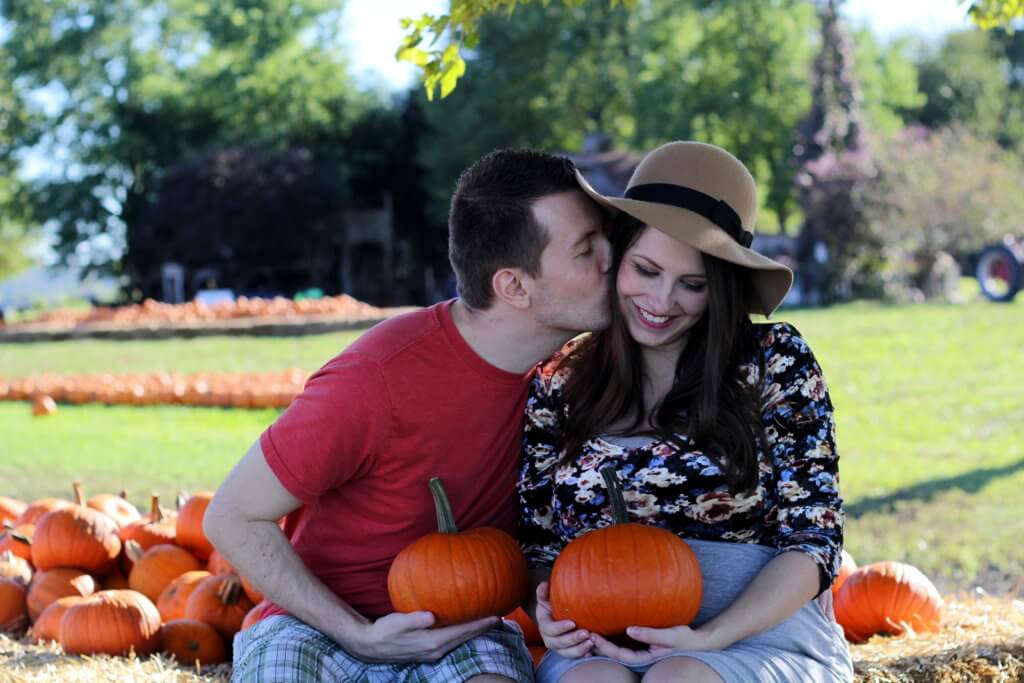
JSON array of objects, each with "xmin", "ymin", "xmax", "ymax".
[{"xmin": 590, "ymin": 633, "xmax": 653, "ymax": 665}]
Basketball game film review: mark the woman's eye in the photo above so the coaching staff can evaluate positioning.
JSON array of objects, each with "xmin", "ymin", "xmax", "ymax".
[
  {"xmin": 681, "ymin": 281, "xmax": 707, "ymax": 292},
  {"xmin": 633, "ymin": 264, "xmax": 657, "ymax": 278}
]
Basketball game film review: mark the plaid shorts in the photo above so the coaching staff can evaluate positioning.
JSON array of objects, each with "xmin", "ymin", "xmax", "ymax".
[{"xmin": 232, "ymin": 615, "xmax": 536, "ymax": 683}]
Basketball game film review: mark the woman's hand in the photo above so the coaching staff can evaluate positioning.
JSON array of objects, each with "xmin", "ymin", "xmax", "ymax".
[
  {"xmin": 535, "ymin": 581, "xmax": 594, "ymax": 658},
  {"xmin": 590, "ymin": 624, "xmax": 729, "ymax": 665}
]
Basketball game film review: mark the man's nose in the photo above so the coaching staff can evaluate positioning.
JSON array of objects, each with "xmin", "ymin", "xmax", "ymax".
[{"xmin": 597, "ymin": 237, "xmax": 612, "ymax": 274}]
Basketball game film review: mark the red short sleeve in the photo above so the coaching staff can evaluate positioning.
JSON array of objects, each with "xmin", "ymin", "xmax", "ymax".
[{"xmin": 260, "ymin": 353, "xmax": 391, "ymax": 502}]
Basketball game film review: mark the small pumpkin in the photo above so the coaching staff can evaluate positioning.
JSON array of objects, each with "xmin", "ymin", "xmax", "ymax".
[
  {"xmin": 834, "ymin": 561, "xmax": 942, "ymax": 643},
  {"xmin": 157, "ymin": 570, "xmax": 211, "ymax": 622},
  {"xmin": 240, "ymin": 575, "xmax": 263, "ymax": 605},
  {"xmin": 176, "ymin": 492, "xmax": 215, "ymax": 560},
  {"xmin": 59, "ymin": 590, "xmax": 162, "ymax": 656},
  {"xmin": 31, "ymin": 483, "xmax": 121, "ymax": 576},
  {"xmin": 87, "ymin": 489, "xmax": 142, "ymax": 528},
  {"xmin": 504, "ymin": 606, "xmax": 542, "ymax": 645},
  {"xmin": 832, "ymin": 549, "xmax": 857, "ymax": 598},
  {"xmin": 550, "ymin": 466, "xmax": 703, "ymax": 638},
  {"xmin": 184, "ymin": 573, "xmax": 254, "ymax": 642},
  {"xmin": 31, "ymin": 595, "xmax": 88, "ymax": 642},
  {"xmin": 16, "ymin": 498, "xmax": 70, "ymax": 525},
  {"xmin": 0, "ymin": 524, "xmax": 34, "ymax": 563},
  {"xmin": 241, "ymin": 602, "xmax": 265, "ymax": 631},
  {"xmin": 0, "ymin": 577, "xmax": 28, "ymax": 635},
  {"xmin": 128, "ymin": 542, "xmax": 203, "ymax": 603},
  {"xmin": 207, "ymin": 549, "xmax": 235, "ymax": 576},
  {"xmin": 31, "ymin": 394, "xmax": 58, "ymax": 417},
  {"xmin": 161, "ymin": 618, "xmax": 228, "ymax": 666},
  {"xmin": 388, "ymin": 477, "xmax": 529, "ymax": 627},
  {"xmin": 25, "ymin": 568, "xmax": 97, "ymax": 622},
  {"xmin": 0, "ymin": 497, "xmax": 26, "ymax": 526},
  {"xmin": 0, "ymin": 550, "xmax": 33, "ymax": 586},
  {"xmin": 120, "ymin": 494, "xmax": 177, "ymax": 554}
]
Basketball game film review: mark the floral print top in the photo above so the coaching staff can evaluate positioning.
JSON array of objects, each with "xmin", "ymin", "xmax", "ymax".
[{"xmin": 518, "ymin": 322, "xmax": 844, "ymax": 596}]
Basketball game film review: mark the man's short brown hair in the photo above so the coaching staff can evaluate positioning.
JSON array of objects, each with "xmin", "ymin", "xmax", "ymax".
[{"xmin": 448, "ymin": 149, "xmax": 581, "ymax": 310}]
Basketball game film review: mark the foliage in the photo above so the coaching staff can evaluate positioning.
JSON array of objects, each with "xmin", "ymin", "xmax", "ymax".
[
  {"xmin": 862, "ymin": 125, "xmax": 1024, "ymax": 299},
  {"xmin": 0, "ymin": 0, "xmax": 378, "ymax": 280},
  {"xmin": 967, "ymin": 0, "xmax": 1024, "ymax": 28}
]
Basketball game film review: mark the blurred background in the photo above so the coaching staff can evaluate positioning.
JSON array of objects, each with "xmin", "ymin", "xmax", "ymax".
[{"xmin": 0, "ymin": 0, "xmax": 1022, "ymax": 600}]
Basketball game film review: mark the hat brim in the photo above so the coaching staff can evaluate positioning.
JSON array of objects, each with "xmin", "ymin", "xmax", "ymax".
[{"xmin": 576, "ymin": 170, "xmax": 793, "ymax": 317}]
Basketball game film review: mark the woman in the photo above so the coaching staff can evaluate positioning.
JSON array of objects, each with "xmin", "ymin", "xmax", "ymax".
[{"xmin": 518, "ymin": 142, "xmax": 853, "ymax": 683}]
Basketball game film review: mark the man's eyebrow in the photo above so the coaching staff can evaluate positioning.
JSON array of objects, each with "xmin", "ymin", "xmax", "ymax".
[{"xmin": 572, "ymin": 229, "xmax": 599, "ymax": 248}]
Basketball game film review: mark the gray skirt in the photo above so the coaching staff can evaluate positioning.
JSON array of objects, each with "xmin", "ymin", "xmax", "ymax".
[{"xmin": 536, "ymin": 540, "xmax": 854, "ymax": 683}]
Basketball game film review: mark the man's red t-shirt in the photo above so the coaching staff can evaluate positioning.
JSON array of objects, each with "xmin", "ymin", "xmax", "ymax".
[{"xmin": 259, "ymin": 300, "xmax": 534, "ymax": 620}]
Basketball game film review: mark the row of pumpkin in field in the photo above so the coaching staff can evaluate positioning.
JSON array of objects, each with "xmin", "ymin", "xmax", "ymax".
[
  {"xmin": 1, "ymin": 370, "xmax": 309, "ymax": 412},
  {"xmin": 0, "ymin": 485, "xmax": 266, "ymax": 666},
  {"xmin": 1, "ymin": 295, "xmax": 384, "ymax": 329}
]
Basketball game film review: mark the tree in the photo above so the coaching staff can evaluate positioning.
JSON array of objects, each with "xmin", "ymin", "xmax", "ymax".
[
  {"xmin": 967, "ymin": 0, "xmax": 1024, "ymax": 28},
  {"xmin": 0, "ymin": 0, "xmax": 377, "ymax": 282},
  {"xmin": 0, "ymin": 44, "xmax": 38, "ymax": 280}
]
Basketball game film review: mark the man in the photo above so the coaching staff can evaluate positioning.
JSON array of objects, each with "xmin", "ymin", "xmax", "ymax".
[{"xmin": 205, "ymin": 148, "xmax": 612, "ymax": 683}]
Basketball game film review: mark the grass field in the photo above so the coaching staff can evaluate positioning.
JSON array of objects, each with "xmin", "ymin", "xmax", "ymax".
[{"xmin": 2, "ymin": 294, "xmax": 1022, "ymax": 595}]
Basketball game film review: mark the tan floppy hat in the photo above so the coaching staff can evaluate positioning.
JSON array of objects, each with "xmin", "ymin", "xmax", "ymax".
[{"xmin": 576, "ymin": 141, "xmax": 793, "ymax": 317}]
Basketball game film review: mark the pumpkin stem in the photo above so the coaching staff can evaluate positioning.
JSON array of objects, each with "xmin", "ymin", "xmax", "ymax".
[
  {"xmin": 119, "ymin": 489, "xmax": 128, "ymax": 500},
  {"xmin": 428, "ymin": 477, "xmax": 458, "ymax": 534},
  {"xmin": 600, "ymin": 466, "xmax": 630, "ymax": 525},
  {"xmin": 176, "ymin": 491, "xmax": 188, "ymax": 511},
  {"xmin": 217, "ymin": 576, "xmax": 243, "ymax": 605},
  {"xmin": 72, "ymin": 482, "xmax": 85, "ymax": 506},
  {"xmin": 149, "ymin": 494, "xmax": 164, "ymax": 523},
  {"xmin": 9, "ymin": 531, "xmax": 30, "ymax": 546}
]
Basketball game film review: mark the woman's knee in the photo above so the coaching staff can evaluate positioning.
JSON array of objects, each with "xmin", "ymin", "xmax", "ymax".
[
  {"xmin": 561, "ymin": 659, "xmax": 639, "ymax": 683},
  {"xmin": 642, "ymin": 656, "xmax": 724, "ymax": 683}
]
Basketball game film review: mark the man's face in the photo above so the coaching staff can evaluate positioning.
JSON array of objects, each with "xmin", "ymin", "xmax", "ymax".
[{"xmin": 528, "ymin": 190, "xmax": 612, "ymax": 334}]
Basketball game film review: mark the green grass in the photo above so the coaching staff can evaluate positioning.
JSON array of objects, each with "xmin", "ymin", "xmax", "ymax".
[{"xmin": 2, "ymin": 292, "xmax": 1023, "ymax": 594}]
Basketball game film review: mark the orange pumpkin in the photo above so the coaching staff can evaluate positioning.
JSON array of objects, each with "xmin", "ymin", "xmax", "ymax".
[
  {"xmin": 241, "ymin": 602, "xmax": 265, "ymax": 631},
  {"xmin": 0, "ymin": 497, "xmax": 26, "ymax": 526},
  {"xmin": 87, "ymin": 489, "xmax": 142, "ymax": 528},
  {"xmin": 240, "ymin": 575, "xmax": 263, "ymax": 605},
  {"xmin": 176, "ymin": 492, "xmax": 215, "ymax": 561},
  {"xmin": 102, "ymin": 570, "xmax": 131, "ymax": 590},
  {"xmin": 388, "ymin": 477, "xmax": 529, "ymax": 627},
  {"xmin": 184, "ymin": 574, "xmax": 254, "ymax": 642},
  {"xmin": 31, "ymin": 483, "xmax": 121, "ymax": 576},
  {"xmin": 834, "ymin": 561, "xmax": 942, "ymax": 643},
  {"xmin": 550, "ymin": 466, "xmax": 703, "ymax": 638},
  {"xmin": 31, "ymin": 595, "xmax": 88, "ymax": 642},
  {"xmin": 207, "ymin": 549, "xmax": 235, "ymax": 576},
  {"xmin": 832, "ymin": 549, "xmax": 857, "ymax": 598},
  {"xmin": 528, "ymin": 645, "xmax": 547, "ymax": 669},
  {"xmin": 120, "ymin": 494, "xmax": 177, "ymax": 551},
  {"xmin": 161, "ymin": 618, "xmax": 228, "ymax": 666},
  {"xmin": 16, "ymin": 498, "xmax": 70, "ymax": 525},
  {"xmin": 31, "ymin": 394, "xmax": 58, "ymax": 417},
  {"xmin": 128, "ymin": 542, "xmax": 203, "ymax": 602},
  {"xmin": 504, "ymin": 607, "xmax": 542, "ymax": 645},
  {"xmin": 25, "ymin": 568, "xmax": 97, "ymax": 622},
  {"xmin": 0, "ymin": 577, "xmax": 28, "ymax": 635},
  {"xmin": 0, "ymin": 524, "xmax": 35, "ymax": 563},
  {"xmin": 157, "ymin": 570, "xmax": 211, "ymax": 622},
  {"xmin": 0, "ymin": 550, "xmax": 33, "ymax": 586},
  {"xmin": 60, "ymin": 590, "xmax": 162, "ymax": 656}
]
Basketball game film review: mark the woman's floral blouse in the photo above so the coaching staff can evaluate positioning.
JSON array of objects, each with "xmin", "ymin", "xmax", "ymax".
[{"xmin": 518, "ymin": 322, "xmax": 844, "ymax": 596}]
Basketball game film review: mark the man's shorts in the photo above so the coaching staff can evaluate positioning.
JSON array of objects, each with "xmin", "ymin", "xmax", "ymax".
[{"xmin": 232, "ymin": 615, "xmax": 535, "ymax": 683}]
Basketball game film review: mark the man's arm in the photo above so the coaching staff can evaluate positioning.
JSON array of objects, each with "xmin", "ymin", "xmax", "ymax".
[{"xmin": 204, "ymin": 440, "xmax": 499, "ymax": 663}]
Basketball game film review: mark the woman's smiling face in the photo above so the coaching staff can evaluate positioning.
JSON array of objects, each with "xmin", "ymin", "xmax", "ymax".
[{"xmin": 616, "ymin": 225, "xmax": 710, "ymax": 353}]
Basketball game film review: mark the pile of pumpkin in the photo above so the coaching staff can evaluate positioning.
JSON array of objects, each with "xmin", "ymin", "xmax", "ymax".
[
  {"xmin": 0, "ymin": 485, "xmax": 266, "ymax": 668},
  {"xmin": 2, "ymin": 295, "xmax": 383, "ymax": 330},
  {"xmin": 1, "ymin": 369, "xmax": 308, "ymax": 412}
]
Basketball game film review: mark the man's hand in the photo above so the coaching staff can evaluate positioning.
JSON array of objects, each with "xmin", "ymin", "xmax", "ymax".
[
  {"xmin": 338, "ymin": 611, "xmax": 500, "ymax": 663},
  {"xmin": 535, "ymin": 581, "xmax": 593, "ymax": 659}
]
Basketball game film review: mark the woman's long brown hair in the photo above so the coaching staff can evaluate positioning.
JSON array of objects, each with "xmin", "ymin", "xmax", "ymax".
[{"xmin": 557, "ymin": 213, "xmax": 767, "ymax": 494}]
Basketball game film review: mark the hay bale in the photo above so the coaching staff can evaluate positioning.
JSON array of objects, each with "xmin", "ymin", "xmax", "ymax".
[{"xmin": 852, "ymin": 594, "xmax": 1024, "ymax": 682}]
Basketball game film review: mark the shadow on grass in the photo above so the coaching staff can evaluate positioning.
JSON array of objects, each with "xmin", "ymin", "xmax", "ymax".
[{"xmin": 846, "ymin": 457, "xmax": 1024, "ymax": 519}]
